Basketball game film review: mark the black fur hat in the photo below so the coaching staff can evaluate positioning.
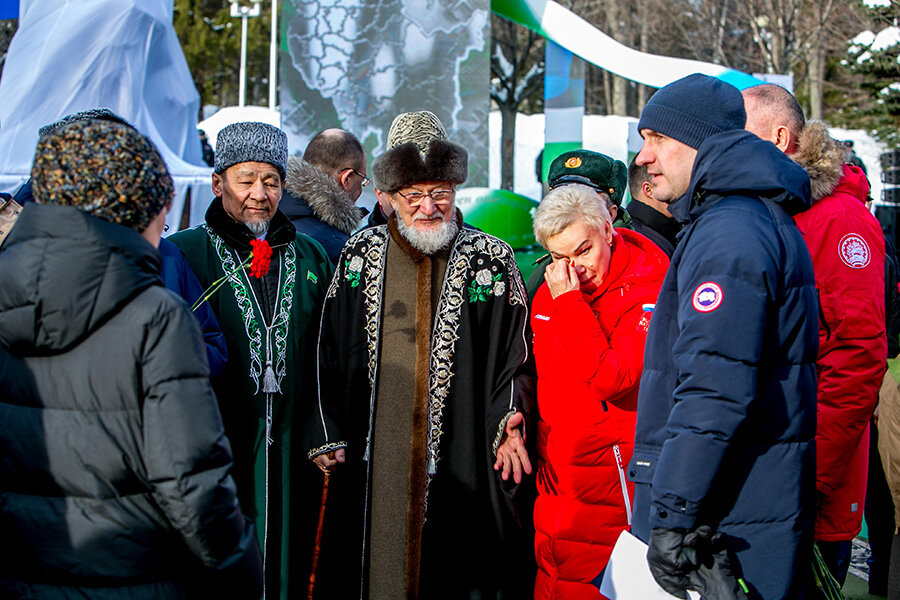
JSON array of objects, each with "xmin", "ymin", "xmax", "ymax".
[{"xmin": 372, "ymin": 111, "xmax": 468, "ymax": 193}]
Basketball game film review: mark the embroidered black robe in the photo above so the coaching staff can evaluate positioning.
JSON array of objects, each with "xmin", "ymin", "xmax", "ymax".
[{"xmin": 308, "ymin": 214, "xmax": 537, "ymax": 599}]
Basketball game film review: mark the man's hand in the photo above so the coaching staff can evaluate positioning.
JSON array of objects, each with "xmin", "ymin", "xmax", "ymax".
[
  {"xmin": 493, "ymin": 412, "xmax": 532, "ymax": 484},
  {"xmin": 647, "ymin": 527, "xmax": 701, "ymax": 599},
  {"xmin": 686, "ymin": 530, "xmax": 750, "ymax": 600},
  {"xmin": 312, "ymin": 449, "xmax": 345, "ymax": 474},
  {"xmin": 544, "ymin": 259, "xmax": 580, "ymax": 299}
]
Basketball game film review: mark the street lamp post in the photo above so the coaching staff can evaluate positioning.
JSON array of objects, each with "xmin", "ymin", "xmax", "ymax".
[
  {"xmin": 269, "ymin": 0, "xmax": 278, "ymax": 111},
  {"xmin": 230, "ymin": 0, "xmax": 262, "ymax": 107}
]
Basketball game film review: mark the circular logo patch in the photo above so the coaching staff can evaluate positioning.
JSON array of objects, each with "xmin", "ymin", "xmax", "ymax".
[
  {"xmin": 692, "ymin": 282, "xmax": 723, "ymax": 313},
  {"xmin": 839, "ymin": 233, "xmax": 871, "ymax": 269},
  {"xmin": 564, "ymin": 157, "xmax": 582, "ymax": 168}
]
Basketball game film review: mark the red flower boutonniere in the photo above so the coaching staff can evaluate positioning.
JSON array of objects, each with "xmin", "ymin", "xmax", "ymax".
[
  {"xmin": 192, "ymin": 239, "xmax": 274, "ymax": 311},
  {"xmin": 249, "ymin": 239, "xmax": 273, "ymax": 278}
]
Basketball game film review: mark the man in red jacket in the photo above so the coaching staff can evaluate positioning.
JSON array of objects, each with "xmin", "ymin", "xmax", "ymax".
[{"xmin": 743, "ymin": 83, "xmax": 887, "ymax": 586}]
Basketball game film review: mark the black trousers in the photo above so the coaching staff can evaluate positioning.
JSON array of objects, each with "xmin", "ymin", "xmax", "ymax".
[
  {"xmin": 867, "ymin": 420, "xmax": 896, "ymax": 595},
  {"xmin": 889, "ymin": 534, "xmax": 900, "ymax": 600}
]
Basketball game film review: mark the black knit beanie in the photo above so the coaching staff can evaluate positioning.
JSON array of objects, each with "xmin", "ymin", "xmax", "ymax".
[{"xmin": 637, "ymin": 74, "xmax": 746, "ymax": 150}]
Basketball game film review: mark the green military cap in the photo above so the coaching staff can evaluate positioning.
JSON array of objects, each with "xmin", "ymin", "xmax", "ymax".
[{"xmin": 547, "ymin": 149, "xmax": 628, "ymax": 207}]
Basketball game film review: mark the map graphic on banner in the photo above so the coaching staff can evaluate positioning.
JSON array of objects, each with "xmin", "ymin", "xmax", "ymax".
[{"xmin": 280, "ymin": 0, "xmax": 490, "ymax": 187}]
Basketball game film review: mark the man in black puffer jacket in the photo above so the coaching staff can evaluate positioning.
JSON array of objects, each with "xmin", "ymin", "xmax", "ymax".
[{"xmin": 0, "ymin": 120, "xmax": 262, "ymax": 599}]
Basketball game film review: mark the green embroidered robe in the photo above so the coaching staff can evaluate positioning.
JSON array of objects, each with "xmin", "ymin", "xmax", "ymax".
[{"xmin": 170, "ymin": 200, "xmax": 333, "ymax": 600}]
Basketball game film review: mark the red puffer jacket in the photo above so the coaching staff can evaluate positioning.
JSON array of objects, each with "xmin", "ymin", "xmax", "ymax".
[
  {"xmin": 531, "ymin": 229, "xmax": 668, "ymax": 600},
  {"xmin": 793, "ymin": 162, "xmax": 886, "ymax": 541}
]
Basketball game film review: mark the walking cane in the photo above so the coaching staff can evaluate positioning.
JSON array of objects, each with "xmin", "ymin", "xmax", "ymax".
[{"xmin": 307, "ymin": 466, "xmax": 331, "ymax": 600}]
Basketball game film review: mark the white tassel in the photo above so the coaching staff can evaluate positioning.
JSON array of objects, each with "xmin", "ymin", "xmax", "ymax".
[
  {"xmin": 262, "ymin": 362, "xmax": 279, "ymax": 394},
  {"xmin": 265, "ymin": 395, "xmax": 274, "ymax": 445}
]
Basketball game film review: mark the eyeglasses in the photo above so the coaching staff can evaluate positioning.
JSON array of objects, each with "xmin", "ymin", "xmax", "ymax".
[
  {"xmin": 341, "ymin": 167, "xmax": 370, "ymax": 188},
  {"xmin": 395, "ymin": 188, "xmax": 454, "ymax": 206}
]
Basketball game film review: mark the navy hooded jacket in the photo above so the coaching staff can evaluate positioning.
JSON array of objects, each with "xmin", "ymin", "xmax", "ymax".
[
  {"xmin": 158, "ymin": 238, "xmax": 227, "ymax": 380},
  {"xmin": 628, "ymin": 130, "xmax": 819, "ymax": 600}
]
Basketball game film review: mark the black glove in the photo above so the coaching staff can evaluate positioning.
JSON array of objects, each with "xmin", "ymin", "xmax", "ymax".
[
  {"xmin": 687, "ymin": 530, "xmax": 750, "ymax": 600},
  {"xmin": 647, "ymin": 527, "xmax": 702, "ymax": 598}
]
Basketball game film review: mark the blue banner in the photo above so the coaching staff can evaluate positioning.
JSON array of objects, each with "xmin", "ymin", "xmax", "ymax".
[{"xmin": 0, "ymin": 0, "xmax": 18, "ymax": 20}]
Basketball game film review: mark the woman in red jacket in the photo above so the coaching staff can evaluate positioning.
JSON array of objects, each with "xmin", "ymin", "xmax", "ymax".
[{"xmin": 531, "ymin": 183, "xmax": 669, "ymax": 600}]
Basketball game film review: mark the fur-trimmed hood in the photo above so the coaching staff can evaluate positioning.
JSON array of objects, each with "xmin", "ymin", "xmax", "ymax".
[
  {"xmin": 284, "ymin": 156, "xmax": 364, "ymax": 235},
  {"xmin": 791, "ymin": 120, "xmax": 845, "ymax": 203}
]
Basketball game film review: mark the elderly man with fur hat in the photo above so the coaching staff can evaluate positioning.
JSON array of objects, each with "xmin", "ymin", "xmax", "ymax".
[
  {"xmin": 308, "ymin": 110, "xmax": 536, "ymax": 599},
  {"xmin": 169, "ymin": 121, "xmax": 333, "ymax": 600},
  {"xmin": 628, "ymin": 74, "xmax": 819, "ymax": 599},
  {"xmin": 742, "ymin": 83, "xmax": 888, "ymax": 591}
]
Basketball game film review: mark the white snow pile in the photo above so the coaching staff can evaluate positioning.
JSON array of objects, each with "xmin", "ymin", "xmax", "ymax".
[
  {"xmin": 851, "ymin": 27, "xmax": 900, "ymax": 64},
  {"xmin": 198, "ymin": 106, "xmax": 281, "ymax": 148},
  {"xmin": 489, "ymin": 112, "xmax": 636, "ymax": 201},
  {"xmin": 872, "ymin": 26, "xmax": 900, "ymax": 52}
]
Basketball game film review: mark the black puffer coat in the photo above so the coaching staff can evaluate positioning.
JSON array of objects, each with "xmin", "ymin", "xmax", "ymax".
[{"xmin": 0, "ymin": 204, "xmax": 262, "ymax": 599}]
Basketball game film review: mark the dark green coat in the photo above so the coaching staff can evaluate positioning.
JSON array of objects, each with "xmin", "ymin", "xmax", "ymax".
[{"xmin": 170, "ymin": 199, "xmax": 333, "ymax": 600}]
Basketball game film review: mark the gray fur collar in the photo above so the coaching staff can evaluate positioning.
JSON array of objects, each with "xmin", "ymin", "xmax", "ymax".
[
  {"xmin": 791, "ymin": 120, "xmax": 844, "ymax": 203},
  {"xmin": 284, "ymin": 156, "xmax": 363, "ymax": 235}
]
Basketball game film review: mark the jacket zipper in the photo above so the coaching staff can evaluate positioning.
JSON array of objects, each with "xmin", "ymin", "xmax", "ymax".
[{"xmin": 613, "ymin": 445, "xmax": 632, "ymax": 526}]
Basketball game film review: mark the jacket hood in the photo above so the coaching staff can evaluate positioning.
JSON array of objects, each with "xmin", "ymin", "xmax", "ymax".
[
  {"xmin": 791, "ymin": 120, "xmax": 846, "ymax": 203},
  {"xmin": 675, "ymin": 129, "xmax": 811, "ymax": 224},
  {"xmin": 0, "ymin": 203, "xmax": 161, "ymax": 353},
  {"xmin": 284, "ymin": 157, "xmax": 364, "ymax": 236}
]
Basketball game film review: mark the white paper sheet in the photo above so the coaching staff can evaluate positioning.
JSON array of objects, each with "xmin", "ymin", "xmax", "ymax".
[{"xmin": 599, "ymin": 530, "xmax": 701, "ymax": 600}]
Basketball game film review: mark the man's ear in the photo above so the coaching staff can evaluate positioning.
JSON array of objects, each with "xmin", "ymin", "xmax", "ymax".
[
  {"xmin": 642, "ymin": 181, "xmax": 653, "ymax": 199},
  {"xmin": 608, "ymin": 204, "xmax": 617, "ymax": 221},
  {"xmin": 338, "ymin": 168, "xmax": 353, "ymax": 192},
  {"xmin": 211, "ymin": 171, "xmax": 224, "ymax": 197},
  {"xmin": 774, "ymin": 125, "xmax": 792, "ymax": 153},
  {"xmin": 375, "ymin": 188, "xmax": 395, "ymax": 210}
]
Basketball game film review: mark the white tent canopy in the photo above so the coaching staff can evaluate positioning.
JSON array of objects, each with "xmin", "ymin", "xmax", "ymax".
[{"xmin": 0, "ymin": 0, "xmax": 212, "ymax": 230}]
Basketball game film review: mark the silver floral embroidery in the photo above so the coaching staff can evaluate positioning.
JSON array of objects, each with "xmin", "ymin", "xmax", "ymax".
[
  {"xmin": 204, "ymin": 226, "xmax": 296, "ymax": 394},
  {"xmin": 204, "ymin": 225, "xmax": 263, "ymax": 390},
  {"xmin": 270, "ymin": 244, "xmax": 296, "ymax": 390},
  {"xmin": 493, "ymin": 281, "xmax": 506, "ymax": 296},
  {"xmin": 475, "ymin": 268, "xmax": 493, "ymax": 286},
  {"xmin": 425, "ymin": 229, "xmax": 524, "ymax": 482},
  {"xmin": 341, "ymin": 227, "xmax": 389, "ymax": 387}
]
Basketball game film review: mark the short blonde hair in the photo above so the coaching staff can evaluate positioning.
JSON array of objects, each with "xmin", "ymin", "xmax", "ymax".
[{"xmin": 533, "ymin": 184, "xmax": 613, "ymax": 249}]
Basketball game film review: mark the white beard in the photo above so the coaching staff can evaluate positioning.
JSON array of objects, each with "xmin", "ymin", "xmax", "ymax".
[
  {"xmin": 397, "ymin": 216, "xmax": 459, "ymax": 255},
  {"xmin": 246, "ymin": 219, "xmax": 269, "ymax": 237}
]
